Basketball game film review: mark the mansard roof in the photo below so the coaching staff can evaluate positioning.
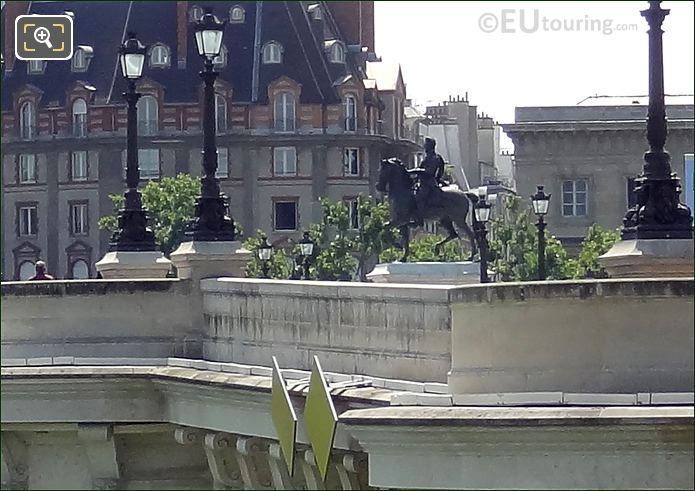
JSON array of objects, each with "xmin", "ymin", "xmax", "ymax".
[{"xmin": 1, "ymin": 1, "xmax": 367, "ymax": 109}]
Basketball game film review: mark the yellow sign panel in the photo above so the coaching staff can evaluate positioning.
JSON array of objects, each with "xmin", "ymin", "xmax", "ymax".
[
  {"xmin": 271, "ymin": 357, "xmax": 298, "ymax": 476},
  {"xmin": 304, "ymin": 356, "xmax": 338, "ymax": 481}
]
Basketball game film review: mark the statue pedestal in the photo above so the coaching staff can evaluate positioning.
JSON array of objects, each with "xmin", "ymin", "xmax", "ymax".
[
  {"xmin": 367, "ymin": 261, "xmax": 490, "ymax": 285},
  {"xmin": 170, "ymin": 240, "xmax": 252, "ymax": 282},
  {"xmin": 598, "ymin": 238, "xmax": 694, "ymax": 278},
  {"xmin": 95, "ymin": 251, "xmax": 172, "ymax": 279}
]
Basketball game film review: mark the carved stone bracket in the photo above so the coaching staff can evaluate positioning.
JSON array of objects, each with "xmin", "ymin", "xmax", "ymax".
[
  {"xmin": 234, "ymin": 437, "xmax": 273, "ymax": 490},
  {"xmin": 203, "ymin": 432, "xmax": 243, "ymax": 490},
  {"xmin": 335, "ymin": 453, "xmax": 369, "ymax": 490},
  {"xmin": 76, "ymin": 424, "xmax": 121, "ymax": 490},
  {"xmin": 1, "ymin": 432, "xmax": 29, "ymax": 490},
  {"xmin": 174, "ymin": 426, "xmax": 202, "ymax": 446}
]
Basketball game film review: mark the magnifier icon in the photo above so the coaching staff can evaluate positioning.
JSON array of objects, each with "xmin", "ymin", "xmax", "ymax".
[{"xmin": 33, "ymin": 27, "xmax": 53, "ymax": 49}]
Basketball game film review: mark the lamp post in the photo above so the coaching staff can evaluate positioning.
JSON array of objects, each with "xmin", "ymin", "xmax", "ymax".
[
  {"xmin": 473, "ymin": 197, "xmax": 492, "ymax": 283},
  {"xmin": 621, "ymin": 0, "xmax": 693, "ymax": 239},
  {"xmin": 186, "ymin": 7, "xmax": 235, "ymax": 241},
  {"xmin": 531, "ymin": 185, "xmax": 551, "ymax": 281},
  {"xmin": 258, "ymin": 235, "xmax": 272, "ymax": 279},
  {"xmin": 110, "ymin": 32, "xmax": 156, "ymax": 252},
  {"xmin": 299, "ymin": 232, "xmax": 315, "ymax": 280}
]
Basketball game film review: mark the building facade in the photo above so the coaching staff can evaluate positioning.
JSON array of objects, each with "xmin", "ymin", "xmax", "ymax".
[
  {"xmin": 0, "ymin": 1, "xmax": 416, "ymax": 280},
  {"xmin": 503, "ymin": 99, "xmax": 695, "ymax": 249}
]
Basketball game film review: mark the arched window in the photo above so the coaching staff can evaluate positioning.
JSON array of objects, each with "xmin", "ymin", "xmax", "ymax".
[
  {"xmin": 137, "ymin": 95, "xmax": 158, "ymax": 136},
  {"xmin": 71, "ymin": 259, "xmax": 89, "ymax": 279},
  {"xmin": 20, "ymin": 101, "xmax": 35, "ymax": 140},
  {"xmin": 190, "ymin": 5, "xmax": 203, "ymax": 22},
  {"xmin": 19, "ymin": 261, "xmax": 35, "ymax": 281},
  {"xmin": 72, "ymin": 98, "xmax": 87, "ymax": 137},
  {"xmin": 274, "ymin": 92, "xmax": 295, "ymax": 132},
  {"xmin": 215, "ymin": 93, "xmax": 227, "ymax": 133},
  {"xmin": 230, "ymin": 5, "xmax": 245, "ymax": 22},
  {"xmin": 72, "ymin": 48, "xmax": 87, "ymax": 71},
  {"xmin": 149, "ymin": 45, "xmax": 170, "ymax": 68},
  {"xmin": 262, "ymin": 42, "xmax": 282, "ymax": 64},
  {"xmin": 28, "ymin": 59, "xmax": 45, "ymax": 74},
  {"xmin": 344, "ymin": 94, "xmax": 357, "ymax": 132},
  {"xmin": 213, "ymin": 45, "xmax": 227, "ymax": 68},
  {"xmin": 329, "ymin": 43, "xmax": 345, "ymax": 63}
]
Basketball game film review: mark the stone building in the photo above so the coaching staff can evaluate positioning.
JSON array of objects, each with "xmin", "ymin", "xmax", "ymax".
[
  {"xmin": 0, "ymin": 0, "xmax": 417, "ymax": 280},
  {"xmin": 503, "ymin": 96, "xmax": 694, "ymax": 250}
]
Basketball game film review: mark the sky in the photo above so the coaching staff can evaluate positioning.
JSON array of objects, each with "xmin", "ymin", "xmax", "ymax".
[{"xmin": 375, "ymin": 1, "xmax": 694, "ymax": 148}]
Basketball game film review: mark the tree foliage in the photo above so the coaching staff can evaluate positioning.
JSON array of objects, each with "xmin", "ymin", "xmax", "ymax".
[
  {"xmin": 243, "ymin": 231, "xmax": 293, "ymax": 279},
  {"xmin": 98, "ymin": 174, "xmax": 200, "ymax": 255},
  {"xmin": 488, "ymin": 194, "xmax": 573, "ymax": 281},
  {"xmin": 567, "ymin": 223, "xmax": 620, "ymax": 278}
]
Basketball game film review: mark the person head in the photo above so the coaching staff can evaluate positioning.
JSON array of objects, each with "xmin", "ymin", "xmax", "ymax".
[
  {"xmin": 35, "ymin": 261, "xmax": 46, "ymax": 274},
  {"xmin": 424, "ymin": 137, "xmax": 436, "ymax": 153}
]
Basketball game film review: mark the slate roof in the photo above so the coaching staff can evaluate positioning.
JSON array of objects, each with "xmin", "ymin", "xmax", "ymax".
[{"xmin": 1, "ymin": 1, "xmax": 360, "ymax": 109}]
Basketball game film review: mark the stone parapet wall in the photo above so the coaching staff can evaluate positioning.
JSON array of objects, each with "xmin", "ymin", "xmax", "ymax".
[
  {"xmin": 448, "ymin": 278, "xmax": 694, "ymax": 394},
  {"xmin": 0, "ymin": 279, "xmax": 200, "ymax": 359},
  {"xmin": 201, "ymin": 278, "xmax": 454, "ymax": 382}
]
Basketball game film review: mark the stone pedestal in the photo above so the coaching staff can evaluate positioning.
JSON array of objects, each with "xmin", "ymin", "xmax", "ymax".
[
  {"xmin": 170, "ymin": 241, "xmax": 252, "ymax": 281},
  {"xmin": 367, "ymin": 261, "xmax": 490, "ymax": 285},
  {"xmin": 599, "ymin": 238, "xmax": 694, "ymax": 278},
  {"xmin": 95, "ymin": 251, "xmax": 172, "ymax": 279}
]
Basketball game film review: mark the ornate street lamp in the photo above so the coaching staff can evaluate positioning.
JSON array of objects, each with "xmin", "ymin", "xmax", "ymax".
[
  {"xmin": 473, "ymin": 197, "xmax": 492, "ymax": 283},
  {"xmin": 621, "ymin": 0, "xmax": 693, "ymax": 239},
  {"xmin": 109, "ymin": 32, "xmax": 156, "ymax": 251},
  {"xmin": 186, "ymin": 7, "xmax": 235, "ymax": 241},
  {"xmin": 531, "ymin": 185, "xmax": 551, "ymax": 281},
  {"xmin": 258, "ymin": 235, "xmax": 273, "ymax": 279},
  {"xmin": 299, "ymin": 232, "xmax": 315, "ymax": 280}
]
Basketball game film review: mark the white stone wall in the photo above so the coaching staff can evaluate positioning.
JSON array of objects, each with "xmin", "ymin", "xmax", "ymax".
[
  {"xmin": 0, "ymin": 280, "xmax": 200, "ymax": 359},
  {"xmin": 201, "ymin": 278, "xmax": 453, "ymax": 382}
]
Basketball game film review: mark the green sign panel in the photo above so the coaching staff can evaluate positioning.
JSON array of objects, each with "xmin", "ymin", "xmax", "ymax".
[
  {"xmin": 271, "ymin": 357, "xmax": 298, "ymax": 475},
  {"xmin": 304, "ymin": 356, "xmax": 338, "ymax": 481}
]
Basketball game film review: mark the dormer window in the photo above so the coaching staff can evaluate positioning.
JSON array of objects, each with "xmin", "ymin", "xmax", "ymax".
[
  {"xmin": 149, "ymin": 44, "xmax": 170, "ymax": 68},
  {"xmin": 27, "ymin": 59, "xmax": 46, "ymax": 75},
  {"xmin": 229, "ymin": 5, "xmax": 245, "ymax": 23},
  {"xmin": 262, "ymin": 41, "xmax": 282, "ymax": 64},
  {"xmin": 307, "ymin": 4, "xmax": 322, "ymax": 20},
  {"xmin": 71, "ymin": 46, "xmax": 93, "ymax": 72},
  {"xmin": 213, "ymin": 45, "xmax": 227, "ymax": 68},
  {"xmin": 327, "ymin": 41, "xmax": 345, "ymax": 64},
  {"xmin": 190, "ymin": 5, "xmax": 203, "ymax": 22}
]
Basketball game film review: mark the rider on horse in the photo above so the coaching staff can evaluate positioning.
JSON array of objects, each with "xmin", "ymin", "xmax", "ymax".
[{"xmin": 409, "ymin": 137, "xmax": 447, "ymax": 227}]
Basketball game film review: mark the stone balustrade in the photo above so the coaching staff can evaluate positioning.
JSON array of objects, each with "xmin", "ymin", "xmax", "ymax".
[
  {"xmin": 2, "ymin": 277, "xmax": 693, "ymax": 390},
  {"xmin": 0, "ymin": 279, "xmax": 199, "ymax": 359},
  {"xmin": 201, "ymin": 278, "xmax": 454, "ymax": 382}
]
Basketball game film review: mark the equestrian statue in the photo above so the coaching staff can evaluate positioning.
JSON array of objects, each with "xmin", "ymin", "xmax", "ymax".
[{"xmin": 376, "ymin": 137, "xmax": 479, "ymax": 262}]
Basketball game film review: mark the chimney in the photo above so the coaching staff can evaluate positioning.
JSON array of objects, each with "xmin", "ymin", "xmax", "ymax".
[
  {"xmin": 327, "ymin": 1, "xmax": 374, "ymax": 52},
  {"xmin": 176, "ymin": 1, "xmax": 188, "ymax": 69},
  {"xmin": 3, "ymin": 1, "xmax": 29, "ymax": 73}
]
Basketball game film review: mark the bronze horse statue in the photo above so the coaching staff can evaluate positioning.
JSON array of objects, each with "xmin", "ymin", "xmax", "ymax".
[{"xmin": 376, "ymin": 158, "xmax": 479, "ymax": 262}]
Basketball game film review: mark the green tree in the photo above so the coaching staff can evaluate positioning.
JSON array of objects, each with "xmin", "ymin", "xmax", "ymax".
[
  {"xmin": 243, "ymin": 231, "xmax": 292, "ymax": 279},
  {"xmin": 98, "ymin": 174, "xmax": 200, "ymax": 255},
  {"xmin": 568, "ymin": 223, "xmax": 620, "ymax": 278},
  {"xmin": 381, "ymin": 234, "xmax": 469, "ymax": 263},
  {"xmin": 310, "ymin": 199, "xmax": 357, "ymax": 281},
  {"xmin": 488, "ymin": 194, "xmax": 573, "ymax": 281}
]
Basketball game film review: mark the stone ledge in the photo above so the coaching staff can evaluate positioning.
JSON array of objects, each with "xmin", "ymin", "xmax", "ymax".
[
  {"xmin": 0, "ymin": 278, "xmax": 189, "ymax": 297},
  {"xmin": 447, "ymin": 277, "xmax": 694, "ymax": 304}
]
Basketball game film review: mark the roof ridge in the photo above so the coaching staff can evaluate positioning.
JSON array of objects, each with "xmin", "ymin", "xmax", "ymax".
[
  {"xmin": 251, "ymin": 1, "xmax": 263, "ymax": 102},
  {"xmin": 107, "ymin": 0, "xmax": 133, "ymax": 104},
  {"xmin": 283, "ymin": 1, "xmax": 324, "ymax": 102}
]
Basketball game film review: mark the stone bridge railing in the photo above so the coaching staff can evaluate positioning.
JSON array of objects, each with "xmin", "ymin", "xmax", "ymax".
[{"xmin": 2, "ymin": 277, "xmax": 693, "ymax": 390}]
